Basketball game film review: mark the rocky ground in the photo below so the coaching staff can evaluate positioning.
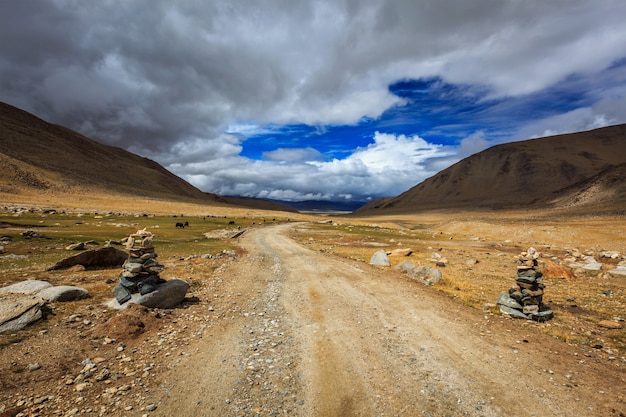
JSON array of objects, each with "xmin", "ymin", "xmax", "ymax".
[{"xmin": 1, "ymin": 221, "xmax": 625, "ymax": 417}]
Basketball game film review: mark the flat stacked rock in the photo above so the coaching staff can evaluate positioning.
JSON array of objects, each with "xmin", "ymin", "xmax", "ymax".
[
  {"xmin": 113, "ymin": 229, "xmax": 166, "ymax": 305},
  {"xmin": 497, "ymin": 247, "xmax": 553, "ymax": 321}
]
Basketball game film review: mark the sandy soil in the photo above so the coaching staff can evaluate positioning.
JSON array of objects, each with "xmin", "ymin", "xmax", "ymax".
[{"xmin": 151, "ymin": 223, "xmax": 625, "ymax": 417}]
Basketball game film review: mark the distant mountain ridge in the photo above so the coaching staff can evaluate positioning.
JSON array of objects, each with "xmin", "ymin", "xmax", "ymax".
[
  {"xmin": 356, "ymin": 124, "xmax": 626, "ymax": 215},
  {"xmin": 3, "ymin": 101, "xmax": 625, "ymax": 216},
  {"xmin": 0, "ymin": 101, "xmax": 225, "ymax": 202},
  {"xmin": 223, "ymin": 197, "xmax": 367, "ymax": 213}
]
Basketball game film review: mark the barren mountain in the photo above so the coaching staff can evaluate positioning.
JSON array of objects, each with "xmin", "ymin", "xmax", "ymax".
[
  {"xmin": 0, "ymin": 101, "xmax": 224, "ymax": 203},
  {"xmin": 356, "ymin": 124, "xmax": 626, "ymax": 215},
  {"xmin": 544, "ymin": 162, "xmax": 626, "ymax": 214}
]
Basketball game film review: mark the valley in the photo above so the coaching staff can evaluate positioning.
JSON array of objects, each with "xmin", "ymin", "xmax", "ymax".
[{"xmin": 0, "ymin": 206, "xmax": 624, "ymax": 416}]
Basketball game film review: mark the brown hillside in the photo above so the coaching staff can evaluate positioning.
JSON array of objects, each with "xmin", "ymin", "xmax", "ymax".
[
  {"xmin": 543, "ymin": 162, "xmax": 626, "ymax": 214},
  {"xmin": 0, "ymin": 101, "xmax": 228, "ymax": 203},
  {"xmin": 356, "ymin": 124, "xmax": 626, "ymax": 215}
]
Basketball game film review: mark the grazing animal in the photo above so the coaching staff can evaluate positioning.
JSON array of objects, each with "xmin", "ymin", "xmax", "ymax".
[
  {"xmin": 184, "ymin": 221, "xmax": 189, "ymax": 227},
  {"xmin": 175, "ymin": 222, "xmax": 185, "ymax": 228},
  {"xmin": 228, "ymin": 221, "xmax": 235, "ymax": 225}
]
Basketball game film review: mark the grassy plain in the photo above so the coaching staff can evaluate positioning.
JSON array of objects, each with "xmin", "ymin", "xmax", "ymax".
[
  {"xmin": 1, "ymin": 202, "xmax": 625, "ymax": 353},
  {"xmin": 290, "ymin": 211, "xmax": 626, "ymax": 351}
]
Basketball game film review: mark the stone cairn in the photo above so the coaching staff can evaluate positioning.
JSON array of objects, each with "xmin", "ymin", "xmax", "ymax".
[
  {"xmin": 497, "ymin": 247, "xmax": 554, "ymax": 321},
  {"xmin": 113, "ymin": 228, "xmax": 165, "ymax": 305}
]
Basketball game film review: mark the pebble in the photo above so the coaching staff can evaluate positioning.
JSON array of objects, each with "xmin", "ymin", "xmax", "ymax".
[
  {"xmin": 75, "ymin": 383, "xmax": 89, "ymax": 392},
  {"xmin": 28, "ymin": 363, "xmax": 42, "ymax": 371},
  {"xmin": 597, "ymin": 320, "xmax": 623, "ymax": 329}
]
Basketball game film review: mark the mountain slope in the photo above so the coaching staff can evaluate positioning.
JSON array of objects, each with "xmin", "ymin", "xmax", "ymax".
[
  {"xmin": 356, "ymin": 124, "xmax": 626, "ymax": 214},
  {"xmin": 544, "ymin": 162, "xmax": 626, "ymax": 214},
  {"xmin": 0, "ymin": 101, "xmax": 225, "ymax": 202}
]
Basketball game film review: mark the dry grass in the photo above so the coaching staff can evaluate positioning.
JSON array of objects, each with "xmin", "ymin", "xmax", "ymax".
[
  {"xmin": 0, "ymin": 208, "xmax": 285, "ymax": 354},
  {"xmin": 2, "ymin": 203, "xmax": 625, "ymax": 353},
  {"xmin": 289, "ymin": 212, "xmax": 626, "ymax": 352}
]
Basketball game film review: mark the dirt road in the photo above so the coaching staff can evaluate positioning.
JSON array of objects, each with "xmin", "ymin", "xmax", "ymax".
[{"xmin": 154, "ymin": 223, "xmax": 624, "ymax": 417}]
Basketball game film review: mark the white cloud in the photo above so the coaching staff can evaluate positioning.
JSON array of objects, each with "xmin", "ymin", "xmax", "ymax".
[
  {"xmin": 514, "ymin": 95, "xmax": 626, "ymax": 140},
  {"xmin": 263, "ymin": 147, "xmax": 324, "ymax": 163},
  {"xmin": 457, "ymin": 131, "xmax": 489, "ymax": 158},
  {"xmin": 4, "ymin": 0, "xmax": 626, "ymax": 148},
  {"xmin": 169, "ymin": 131, "xmax": 458, "ymax": 201},
  {"xmin": 2, "ymin": 1, "xmax": 626, "ymax": 201}
]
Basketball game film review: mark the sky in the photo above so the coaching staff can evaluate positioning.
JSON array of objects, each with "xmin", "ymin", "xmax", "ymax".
[{"xmin": 1, "ymin": 1, "xmax": 625, "ymax": 203}]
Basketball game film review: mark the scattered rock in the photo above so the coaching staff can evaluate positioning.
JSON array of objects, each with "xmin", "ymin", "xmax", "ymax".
[
  {"xmin": 597, "ymin": 320, "xmax": 623, "ymax": 329},
  {"xmin": 0, "ymin": 295, "xmax": 46, "ymax": 332},
  {"xmin": 136, "ymin": 278, "xmax": 189, "ymax": 308},
  {"xmin": 395, "ymin": 261, "xmax": 443, "ymax": 285},
  {"xmin": 0, "ymin": 280, "xmax": 90, "ymax": 331},
  {"xmin": 569, "ymin": 255, "xmax": 604, "ymax": 271},
  {"xmin": 583, "ymin": 260, "xmax": 603, "ymax": 271},
  {"xmin": 600, "ymin": 250, "xmax": 621, "ymax": 259},
  {"xmin": 66, "ymin": 242, "xmax": 86, "ymax": 251},
  {"xmin": 608, "ymin": 265, "xmax": 626, "ymax": 277},
  {"xmin": 395, "ymin": 260, "xmax": 417, "ymax": 274},
  {"xmin": 47, "ymin": 247, "xmax": 127, "ymax": 271},
  {"xmin": 108, "ymin": 279, "xmax": 190, "ymax": 310},
  {"xmin": 21, "ymin": 230, "xmax": 46, "ymax": 239},
  {"xmin": 75, "ymin": 382, "xmax": 89, "ymax": 392},
  {"xmin": 369, "ymin": 250, "xmax": 391, "ymax": 266},
  {"xmin": 499, "ymin": 304, "xmax": 530, "ymax": 320},
  {"xmin": 28, "ymin": 363, "xmax": 42, "ymax": 371},
  {"xmin": 496, "ymin": 292, "xmax": 523, "ymax": 310},
  {"xmin": 386, "ymin": 248, "xmax": 413, "ymax": 257},
  {"xmin": 67, "ymin": 264, "xmax": 86, "ymax": 272},
  {"xmin": 0, "ymin": 280, "xmax": 52, "ymax": 295},
  {"xmin": 37, "ymin": 286, "xmax": 90, "ymax": 302}
]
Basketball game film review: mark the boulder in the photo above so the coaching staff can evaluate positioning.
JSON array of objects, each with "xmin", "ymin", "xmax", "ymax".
[
  {"xmin": 497, "ymin": 292, "xmax": 523, "ymax": 310},
  {"xmin": 396, "ymin": 261, "xmax": 445, "ymax": 285},
  {"xmin": 107, "ymin": 279, "xmax": 189, "ymax": 310},
  {"xmin": 499, "ymin": 305, "xmax": 530, "ymax": 320},
  {"xmin": 47, "ymin": 247, "xmax": 127, "ymax": 271},
  {"xmin": 406, "ymin": 265, "xmax": 443, "ymax": 285},
  {"xmin": 0, "ymin": 295, "xmax": 45, "ymax": 332},
  {"xmin": 369, "ymin": 250, "xmax": 391, "ymax": 267},
  {"xmin": 387, "ymin": 248, "xmax": 413, "ymax": 257},
  {"xmin": 531, "ymin": 310, "xmax": 554, "ymax": 322},
  {"xmin": 66, "ymin": 242, "xmax": 86, "ymax": 251},
  {"xmin": 37, "ymin": 286, "xmax": 89, "ymax": 302},
  {"xmin": 583, "ymin": 262, "xmax": 603, "ymax": 271},
  {"xmin": 394, "ymin": 260, "xmax": 418, "ymax": 274},
  {"xmin": 579, "ymin": 256, "xmax": 603, "ymax": 270},
  {"xmin": 608, "ymin": 266, "xmax": 626, "ymax": 277},
  {"xmin": 0, "ymin": 280, "xmax": 52, "ymax": 295}
]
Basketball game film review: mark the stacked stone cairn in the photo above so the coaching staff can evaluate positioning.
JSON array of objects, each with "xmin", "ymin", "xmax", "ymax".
[
  {"xmin": 113, "ymin": 229, "xmax": 165, "ymax": 305},
  {"xmin": 497, "ymin": 247, "xmax": 554, "ymax": 321}
]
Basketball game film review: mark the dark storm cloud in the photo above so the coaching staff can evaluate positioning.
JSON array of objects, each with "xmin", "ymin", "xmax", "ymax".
[{"xmin": 1, "ymin": 0, "xmax": 625, "ymax": 201}]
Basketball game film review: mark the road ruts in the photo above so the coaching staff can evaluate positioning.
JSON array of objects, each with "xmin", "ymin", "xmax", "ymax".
[{"xmin": 154, "ymin": 223, "xmax": 622, "ymax": 417}]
